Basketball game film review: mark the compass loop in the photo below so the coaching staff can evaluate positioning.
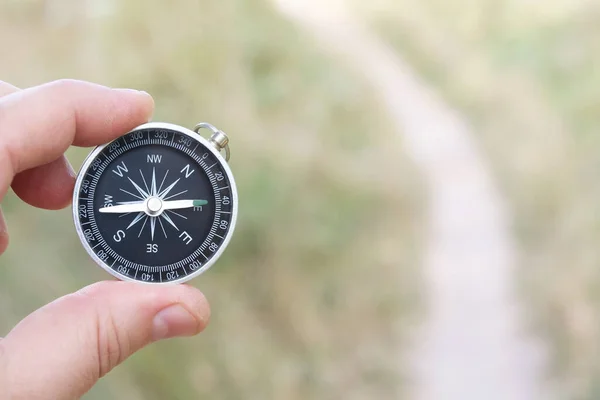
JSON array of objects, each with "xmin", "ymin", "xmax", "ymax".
[{"xmin": 193, "ymin": 122, "xmax": 230, "ymax": 162}]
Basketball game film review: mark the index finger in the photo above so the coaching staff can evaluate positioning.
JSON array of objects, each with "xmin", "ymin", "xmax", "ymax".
[
  {"xmin": 0, "ymin": 79, "xmax": 154, "ymax": 191},
  {"xmin": 0, "ymin": 81, "xmax": 20, "ymax": 97}
]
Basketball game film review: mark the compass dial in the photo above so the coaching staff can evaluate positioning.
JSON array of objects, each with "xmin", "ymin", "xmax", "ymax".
[{"xmin": 72, "ymin": 122, "xmax": 237, "ymax": 284}]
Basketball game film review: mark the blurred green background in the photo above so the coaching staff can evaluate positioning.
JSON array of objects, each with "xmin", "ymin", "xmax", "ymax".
[{"xmin": 0, "ymin": 0, "xmax": 599, "ymax": 398}]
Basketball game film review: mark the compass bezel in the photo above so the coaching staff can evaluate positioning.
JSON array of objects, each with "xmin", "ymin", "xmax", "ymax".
[{"xmin": 71, "ymin": 122, "xmax": 238, "ymax": 284}]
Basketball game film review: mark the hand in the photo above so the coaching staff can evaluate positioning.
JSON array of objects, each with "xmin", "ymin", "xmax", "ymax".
[{"xmin": 0, "ymin": 80, "xmax": 210, "ymax": 400}]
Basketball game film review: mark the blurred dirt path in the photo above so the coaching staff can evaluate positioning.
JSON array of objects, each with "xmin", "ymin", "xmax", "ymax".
[{"xmin": 273, "ymin": 1, "xmax": 549, "ymax": 399}]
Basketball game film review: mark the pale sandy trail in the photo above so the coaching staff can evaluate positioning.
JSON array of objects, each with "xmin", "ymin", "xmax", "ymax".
[{"xmin": 272, "ymin": 1, "xmax": 550, "ymax": 399}]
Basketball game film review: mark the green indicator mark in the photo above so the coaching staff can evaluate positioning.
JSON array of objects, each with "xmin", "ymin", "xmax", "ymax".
[{"xmin": 193, "ymin": 200, "xmax": 208, "ymax": 207}]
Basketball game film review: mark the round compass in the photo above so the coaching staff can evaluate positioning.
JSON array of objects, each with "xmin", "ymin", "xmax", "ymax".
[{"xmin": 72, "ymin": 122, "xmax": 238, "ymax": 284}]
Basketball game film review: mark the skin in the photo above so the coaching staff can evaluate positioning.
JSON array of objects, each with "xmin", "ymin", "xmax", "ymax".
[{"xmin": 0, "ymin": 79, "xmax": 211, "ymax": 399}]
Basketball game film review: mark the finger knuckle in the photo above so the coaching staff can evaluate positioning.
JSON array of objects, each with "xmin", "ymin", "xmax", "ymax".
[
  {"xmin": 0, "ymin": 142, "xmax": 17, "ymax": 183},
  {"xmin": 94, "ymin": 307, "xmax": 131, "ymax": 378},
  {"xmin": 47, "ymin": 78, "xmax": 86, "ymax": 92},
  {"xmin": 75, "ymin": 287, "xmax": 132, "ymax": 379}
]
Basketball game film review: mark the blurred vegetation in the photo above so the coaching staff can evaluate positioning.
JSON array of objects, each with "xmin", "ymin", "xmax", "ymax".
[
  {"xmin": 4, "ymin": 0, "xmax": 600, "ymax": 398},
  {"xmin": 355, "ymin": 0, "xmax": 600, "ymax": 397},
  {"xmin": 0, "ymin": 0, "xmax": 423, "ymax": 399}
]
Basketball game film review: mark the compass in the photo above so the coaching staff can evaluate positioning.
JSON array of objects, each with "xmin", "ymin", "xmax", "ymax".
[{"xmin": 72, "ymin": 122, "xmax": 238, "ymax": 284}]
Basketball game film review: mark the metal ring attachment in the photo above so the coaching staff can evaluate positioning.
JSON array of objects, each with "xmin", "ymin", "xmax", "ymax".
[{"xmin": 193, "ymin": 122, "xmax": 231, "ymax": 162}]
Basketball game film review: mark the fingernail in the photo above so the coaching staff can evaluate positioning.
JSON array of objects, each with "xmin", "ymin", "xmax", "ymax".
[
  {"xmin": 64, "ymin": 157, "xmax": 76, "ymax": 179},
  {"xmin": 137, "ymin": 90, "xmax": 152, "ymax": 98},
  {"xmin": 152, "ymin": 304, "xmax": 199, "ymax": 341},
  {"xmin": 114, "ymin": 88, "xmax": 155, "ymax": 121},
  {"xmin": 114, "ymin": 88, "xmax": 151, "ymax": 96}
]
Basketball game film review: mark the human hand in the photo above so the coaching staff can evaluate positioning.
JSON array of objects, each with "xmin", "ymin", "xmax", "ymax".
[{"xmin": 0, "ymin": 80, "xmax": 211, "ymax": 399}]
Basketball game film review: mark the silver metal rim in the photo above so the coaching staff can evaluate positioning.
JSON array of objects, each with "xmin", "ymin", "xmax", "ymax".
[
  {"xmin": 194, "ymin": 122, "xmax": 231, "ymax": 162},
  {"xmin": 72, "ymin": 121, "xmax": 239, "ymax": 285}
]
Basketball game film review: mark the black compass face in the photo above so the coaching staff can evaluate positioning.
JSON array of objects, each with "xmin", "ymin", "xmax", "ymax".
[{"xmin": 74, "ymin": 124, "xmax": 236, "ymax": 283}]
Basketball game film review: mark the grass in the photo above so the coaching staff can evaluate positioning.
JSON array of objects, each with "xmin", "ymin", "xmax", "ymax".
[
  {"xmin": 0, "ymin": 0, "xmax": 423, "ymax": 398},
  {"xmin": 356, "ymin": 0, "xmax": 600, "ymax": 397}
]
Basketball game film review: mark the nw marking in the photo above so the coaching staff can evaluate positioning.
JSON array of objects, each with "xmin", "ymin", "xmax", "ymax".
[{"xmin": 147, "ymin": 154, "xmax": 163, "ymax": 163}]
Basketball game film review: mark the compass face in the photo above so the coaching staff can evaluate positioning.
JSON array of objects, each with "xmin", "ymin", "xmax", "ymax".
[{"xmin": 73, "ymin": 122, "xmax": 237, "ymax": 284}]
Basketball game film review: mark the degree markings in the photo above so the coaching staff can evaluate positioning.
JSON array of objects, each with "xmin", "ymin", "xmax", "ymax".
[{"xmin": 81, "ymin": 131, "xmax": 233, "ymax": 275}]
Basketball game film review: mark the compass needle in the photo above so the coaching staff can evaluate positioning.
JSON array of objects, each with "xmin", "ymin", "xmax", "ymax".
[
  {"xmin": 161, "ymin": 199, "xmax": 208, "ymax": 210},
  {"xmin": 73, "ymin": 122, "xmax": 237, "ymax": 283},
  {"xmin": 99, "ymin": 202, "xmax": 146, "ymax": 214}
]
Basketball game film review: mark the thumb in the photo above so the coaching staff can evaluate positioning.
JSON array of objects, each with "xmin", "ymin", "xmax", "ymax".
[{"xmin": 1, "ymin": 281, "xmax": 210, "ymax": 400}]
